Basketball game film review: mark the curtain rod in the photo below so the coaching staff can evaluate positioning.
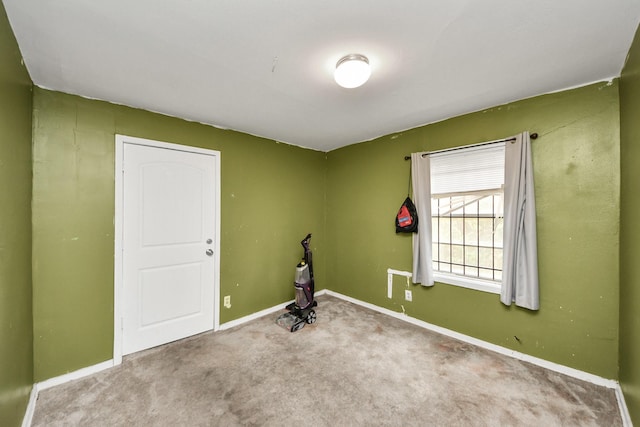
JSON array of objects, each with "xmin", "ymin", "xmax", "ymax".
[{"xmin": 403, "ymin": 132, "xmax": 538, "ymax": 160}]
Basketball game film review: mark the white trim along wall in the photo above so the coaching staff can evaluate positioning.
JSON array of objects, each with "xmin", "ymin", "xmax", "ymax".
[{"xmin": 22, "ymin": 289, "xmax": 632, "ymax": 427}]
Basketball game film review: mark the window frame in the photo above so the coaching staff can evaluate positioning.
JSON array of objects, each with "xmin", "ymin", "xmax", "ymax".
[
  {"xmin": 428, "ymin": 143, "xmax": 505, "ymax": 294},
  {"xmin": 433, "ymin": 272, "xmax": 501, "ymax": 294}
]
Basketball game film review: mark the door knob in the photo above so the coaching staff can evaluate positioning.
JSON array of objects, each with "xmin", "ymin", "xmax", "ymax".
[{"xmin": 206, "ymin": 249, "xmax": 214, "ymax": 256}]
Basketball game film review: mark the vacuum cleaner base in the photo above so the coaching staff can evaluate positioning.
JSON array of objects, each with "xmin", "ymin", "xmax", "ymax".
[
  {"xmin": 275, "ymin": 312, "xmax": 307, "ymax": 332},
  {"xmin": 275, "ymin": 302, "xmax": 317, "ymax": 332}
]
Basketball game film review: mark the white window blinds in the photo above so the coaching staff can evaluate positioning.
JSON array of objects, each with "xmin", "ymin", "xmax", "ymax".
[{"xmin": 429, "ymin": 142, "xmax": 505, "ymax": 195}]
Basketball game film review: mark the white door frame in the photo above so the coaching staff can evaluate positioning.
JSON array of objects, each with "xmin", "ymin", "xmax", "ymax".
[{"xmin": 113, "ymin": 134, "xmax": 221, "ymax": 365}]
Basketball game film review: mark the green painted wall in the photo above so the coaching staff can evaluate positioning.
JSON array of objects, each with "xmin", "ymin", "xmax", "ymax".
[
  {"xmin": 31, "ymin": 88, "xmax": 326, "ymax": 381},
  {"xmin": 619, "ymin": 24, "xmax": 640, "ymax": 424},
  {"xmin": 327, "ymin": 82, "xmax": 620, "ymax": 379},
  {"xmin": 0, "ymin": 2, "xmax": 34, "ymax": 426}
]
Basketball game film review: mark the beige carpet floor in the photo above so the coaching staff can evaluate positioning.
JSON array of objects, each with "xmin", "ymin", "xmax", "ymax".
[{"xmin": 32, "ymin": 295, "xmax": 622, "ymax": 426}]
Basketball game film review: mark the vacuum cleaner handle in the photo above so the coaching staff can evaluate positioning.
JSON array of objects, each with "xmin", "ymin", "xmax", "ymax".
[{"xmin": 301, "ymin": 233, "xmax": 312, "ymax": 251}]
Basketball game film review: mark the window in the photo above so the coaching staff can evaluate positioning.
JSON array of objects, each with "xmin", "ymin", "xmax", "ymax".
[
  {"xmin": 411, "ymin": 132, "xmax": 538, "ymax": 306},
  {"xmin": 429, "ymin": 143, "xmax": 505, "ymax": 294}
]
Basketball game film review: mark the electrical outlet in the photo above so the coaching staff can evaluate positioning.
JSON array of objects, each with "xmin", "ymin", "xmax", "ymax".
[
  {"xmin": 223, "ymin": 295, "xmax": 231, "ymax": 308},
  {"xmin": 405, "ymin": 290, "xmax": 412, "ymax": 301}
]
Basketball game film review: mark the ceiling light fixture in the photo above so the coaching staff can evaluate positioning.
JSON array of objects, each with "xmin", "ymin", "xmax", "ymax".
[{"xmin": 334, "ymin": 54, "xmax": 371, "ymax": 89}]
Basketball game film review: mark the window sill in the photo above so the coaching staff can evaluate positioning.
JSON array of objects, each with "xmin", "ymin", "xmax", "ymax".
[{"xmin": 433, "ymin": 272, "xmax": 501, "ymax": 295}]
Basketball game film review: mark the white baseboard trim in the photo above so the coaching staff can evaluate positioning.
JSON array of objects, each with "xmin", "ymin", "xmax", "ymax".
[
  {"xmin": 615, "ymin": 383, "xmax": 633, "ymax": 427},
  {"xmin": 323, "ymin": 289, "xmax": 618, "ymax": 387},
  {"xmin": 36, "ymin": 359, "xmax": 115, "ymax": 391},
  {"xmin": 22, "ymin": 289, "xmax": 631, "ymax": 426},
  {"xmin": 21, "ymin": 385, "xmax": 38, "ymax": 427},
  {"xmin": 32, "ymin": 293, "xmax": 330, "ymax": 395},
  {"xmin": 218, "ymin": 289, "xmax": 328, "ymax": 331},
  {"xmin": 17, "ymin": 292, "xmax": 321, "ymax": 427},
  {"xmin": 21, "ymin": 359, "xmax": 115, "ymax": 427},
  {"xmin": 323, "ymin": 289, "xmax": 632, "ymax": 424},
  {"xmin": 218, "ymin": 299, "xmax": 294, "ymax": 331}
]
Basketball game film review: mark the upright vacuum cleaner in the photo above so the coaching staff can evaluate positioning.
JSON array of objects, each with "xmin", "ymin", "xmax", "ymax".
[{"xmin": 276, "ymin": 233, "xmax": 318, "ymax": 332}]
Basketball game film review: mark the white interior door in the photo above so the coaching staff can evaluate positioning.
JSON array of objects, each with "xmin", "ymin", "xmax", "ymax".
[{"xmin": 121, "ymin": 140, "xmax": 218, "ymax": 356}]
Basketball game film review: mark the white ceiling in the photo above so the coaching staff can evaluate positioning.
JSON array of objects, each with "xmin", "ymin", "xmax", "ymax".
[{"xmin": 4, "ymin": 0, "xmax": 640, "ymax": 151}]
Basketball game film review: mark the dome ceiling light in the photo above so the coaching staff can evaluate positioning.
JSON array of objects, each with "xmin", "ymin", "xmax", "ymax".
[{"xmin": 334, "ymin": 54, "xmax": 371, "ymax": 89}]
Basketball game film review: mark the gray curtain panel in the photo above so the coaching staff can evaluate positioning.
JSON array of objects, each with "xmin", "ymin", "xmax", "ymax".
[
  {"xmin": 411, "ymin": 152, "xmax": 434, "ymax": 286},
  {"xmin": 501, "ymin": 132, "xmax": 540, "ymax": 310}
]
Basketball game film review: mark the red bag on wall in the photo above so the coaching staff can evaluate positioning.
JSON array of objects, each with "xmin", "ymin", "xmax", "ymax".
[{"xmin": 396, "ymin": 197, "xmax": 418, "ymax": 233}]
